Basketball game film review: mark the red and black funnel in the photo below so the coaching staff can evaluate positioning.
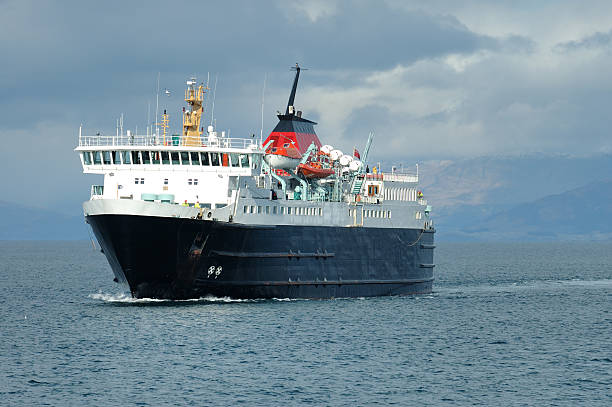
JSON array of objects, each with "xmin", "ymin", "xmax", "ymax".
[{"xmin": 263, "ymin": 64, "xmax": 322, "ymax": 154}]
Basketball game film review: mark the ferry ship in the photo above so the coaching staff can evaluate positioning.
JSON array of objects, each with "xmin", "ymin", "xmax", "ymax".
[{"xmin": 76, "ymin": 66, "xmax": 435, "ymax": 299}]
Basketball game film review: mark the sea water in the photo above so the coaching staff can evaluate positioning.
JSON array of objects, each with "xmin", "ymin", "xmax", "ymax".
[{"xmin": 1, "ymin": 241, "xmax": 610, "ymax": 406}]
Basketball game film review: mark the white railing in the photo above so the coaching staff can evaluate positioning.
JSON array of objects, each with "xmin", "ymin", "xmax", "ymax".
[
  {"xmin": 78, "ymin": 134, "xmax": 261, "ymax": 150},
  {"xmin": 382, "ymin": 173, "xmax": 418, "ymax": 183}
]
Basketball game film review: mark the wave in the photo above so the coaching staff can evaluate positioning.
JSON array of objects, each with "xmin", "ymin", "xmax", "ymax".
[
  {"xmin": 436, "ymin": 278, "xmax": 612, "ymax": 295},
  {"xmin": 87, "ymin": 292, "xmax": 307, "ymax": 304}
]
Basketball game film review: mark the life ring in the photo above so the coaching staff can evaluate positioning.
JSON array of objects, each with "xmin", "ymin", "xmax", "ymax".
[{"xmin": 356, "ymin": 195, "xmax": 361, "ymax": 202}]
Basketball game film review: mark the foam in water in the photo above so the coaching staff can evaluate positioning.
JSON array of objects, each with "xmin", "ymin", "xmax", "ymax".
[{"xmin": 89, "ymin": 292, "xmax": 265, "ymax": 304}]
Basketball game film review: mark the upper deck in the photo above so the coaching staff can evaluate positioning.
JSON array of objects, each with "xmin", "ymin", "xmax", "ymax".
[{"xmin": 76, "ymin": 131, "xmax": 261, "ymax": 152}]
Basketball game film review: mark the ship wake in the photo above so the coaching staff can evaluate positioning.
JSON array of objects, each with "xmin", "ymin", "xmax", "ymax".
[{"xmin": 87, "ymin": 292, "xmax": 307, "ymax": 304}]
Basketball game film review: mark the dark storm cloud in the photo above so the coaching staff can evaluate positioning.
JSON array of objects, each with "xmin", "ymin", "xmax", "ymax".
[
  {"xmin": 0, "ymin": 0, "xmax": 526, "ymax": 134},
  {"xmin": 0, "ymin": 1, "xmax": 507, "ymax": 95},
  {"xmin": 554, "ymin": 28, "xmax": 612, "ymax": 52}
]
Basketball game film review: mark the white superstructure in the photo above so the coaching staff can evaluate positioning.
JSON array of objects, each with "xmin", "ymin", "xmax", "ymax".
[
  {"xmin": 76, "ymin": 127, "xmax": 264, "ymax": 208},
  {"xmin": 76, "ymin": 76, "xmax": 432, "ymax": 231}
]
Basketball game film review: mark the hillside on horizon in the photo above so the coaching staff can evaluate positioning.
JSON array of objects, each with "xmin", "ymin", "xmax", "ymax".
[{"xmin": 413, "ymin": 153, "xmax": 612, "ymax": 241}]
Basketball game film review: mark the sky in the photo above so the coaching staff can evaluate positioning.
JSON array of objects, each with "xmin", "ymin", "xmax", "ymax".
[{"xmin": 1, "ymin": 0, "xmax": 612, "ymax": 212}]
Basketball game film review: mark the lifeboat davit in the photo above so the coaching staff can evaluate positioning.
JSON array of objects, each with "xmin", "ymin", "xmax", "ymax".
[{"xmin": 297, "ymin": 162, "xmax": 335, "ymax": 179}]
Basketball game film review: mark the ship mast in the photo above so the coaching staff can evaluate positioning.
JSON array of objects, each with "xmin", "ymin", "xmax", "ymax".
[
  {"xmin": 182, "ymin": 78, "xmax": 207, "ymax": 146},
  {"xmin": 155, "ymin": 109, "xmax": 170, "ymax": 145},
  {"xmin": 285, "ymin": 63, "xmax": 301, "ymax": 115}
]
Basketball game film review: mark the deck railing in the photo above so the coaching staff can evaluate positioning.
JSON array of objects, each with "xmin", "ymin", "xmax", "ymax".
[
  {"xmin": 382, "ymin": 172, "xmax": 418, "ymax": 183},
  {"xmin": 78, "ymin": 133, "xmax": 260, "ymax": 150}
]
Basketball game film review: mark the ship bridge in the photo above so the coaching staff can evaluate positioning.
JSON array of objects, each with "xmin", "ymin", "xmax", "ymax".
[{"xmin": 76, "ymin": 126, "xmax": 264, "ymax": 208}]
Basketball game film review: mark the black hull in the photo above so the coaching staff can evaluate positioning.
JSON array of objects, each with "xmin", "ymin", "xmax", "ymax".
[{"xmin": 87, "ymin": 215, "xmax": 435, "ymax": 299}]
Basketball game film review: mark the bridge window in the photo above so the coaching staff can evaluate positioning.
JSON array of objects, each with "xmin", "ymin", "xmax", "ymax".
[
  {"xmin": 210, "ymin": 152, "xmax": 220, "ymax": 166},
  {"xmin": 257, "ymin": 206, "xmax": 262, "ymax": 214},
  {"xmin": 82, "ymin": 152, "xmax": 91, "ymax": 165},
  {"xmin": 180, "ymin": 152, "xmax": 190, "ymax": 165},
  {"xmin": 230, "ymin": 153, "xmax": 240, "ymax": 167},
  {"xmin": 161, "ymin": 151, "xmax": 169, "ymax": 164},
  {"xmin": 171, "ymin": 152, "xmax": 180, "ymax": 165},
  {"xmin": 287, "ymin": 207, "xmax": 292, "ymax": 215},
  {"xmin": 131, "ymin": 151, "xmax": 141, "ymax": 164},
  {"xmin": 190, "ymin": 152, "xmax": 200, "ymax": 165},
  {"xmin": 142, "ymin": 151, "xmax": 151, "ymax": 164},
  {"xmin": 273, "ymin": 206, "xmax": 277, "ymax": 214},
  {"xmin": 200, "ymin": 152, "xmax": 210, "ymax": 166},
  {"xmin": 112, "ymin": 151, "xmax": 120, "ymax": 164},
  {"xmin": 102, "ymin": 151, "xmax": 111, "ymax": 165},
  {"xmin": 151, "ymin": 151, "xmax": 160, "ymax": 164},
  {"xmin": 93, "ymin": 151, "xmax": 101, "ymax": 165},
  {"xmin": 251, "ymin": 154, "xmax": 261, "ymax": 169},
  {"xmin": 243, "ymin": 205, "xmax": 248, "ymax": 214},
  {"xmin": 121, "ymin": 151, "xmax": 130, "ymax": 164},
  {"xmin": 240, "ymin": 154, "xmax": 249, "ymax": 168},
  {"xmin": 265, "ymin": 206, "xmax": 270, "ymax": 214}
]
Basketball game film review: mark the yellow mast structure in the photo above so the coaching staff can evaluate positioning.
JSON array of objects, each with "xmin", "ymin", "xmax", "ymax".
[
  {"xmin": 182, "ymin": 78, "xmax": 206, "ymax": 146},
  {"xmin": 156, "ymin": 109, "xmax": 170, "ymax": 145}
]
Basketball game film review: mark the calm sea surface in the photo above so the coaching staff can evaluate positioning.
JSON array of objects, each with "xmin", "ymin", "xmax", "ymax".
[{"xmin": 1, "ymin": 241, "xmax": 610, "ymax": 406}]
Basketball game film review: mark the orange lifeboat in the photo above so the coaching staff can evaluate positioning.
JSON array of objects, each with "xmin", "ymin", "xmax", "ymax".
[
  {"xmin": 297, "ymin": 162, "xmax": 335, "ymax": 179},
  {"xmin": 264, "ymin": 143, "xmax": 302, "ymax": 170}
]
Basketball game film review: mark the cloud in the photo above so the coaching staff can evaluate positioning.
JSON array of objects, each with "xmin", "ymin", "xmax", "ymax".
[
  {"xmin": 286, "ymin": 0, "xmax": 338, "ymax": 22},
  {"xmin": 554, "ymin": 29, "xmax": 612, "ymax": 52}
]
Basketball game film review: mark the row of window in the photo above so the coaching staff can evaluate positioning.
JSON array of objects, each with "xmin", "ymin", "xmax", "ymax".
[
  {"xmin": 133, "ymin": 178, "xmax": 199, "ymax": 186},
  {"xmin": 82, "ymin": 150, "xmax": 251, "ymax": 168},
  {"xmin": 349, "ymin": 208, "xmax": 393, "ymax": 219},
  {"xmin": 243, "ymin": 205, "xmax": 323, "ymax": 216}
]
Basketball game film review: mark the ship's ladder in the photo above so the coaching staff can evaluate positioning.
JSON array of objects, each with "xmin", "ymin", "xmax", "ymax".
[{"xmin": 351, "ymin": 177, "xmax": 364, "ymax": 194}]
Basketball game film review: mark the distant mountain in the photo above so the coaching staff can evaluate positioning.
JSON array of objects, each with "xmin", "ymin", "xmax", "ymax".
[
  {"xmin": 417, "ymin": 153, "xmax": 612, "ymax": 208},
  {"xmin": 0, "ymin": 201, "xmax": 87, "ymax": 240},
  {"xmin": 396, "ymin": 153, "xmax": 612, "ymax": 241},
  {"xmin": 439, "ymin": 179, "xmax": 612, "ymax": 241}
]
